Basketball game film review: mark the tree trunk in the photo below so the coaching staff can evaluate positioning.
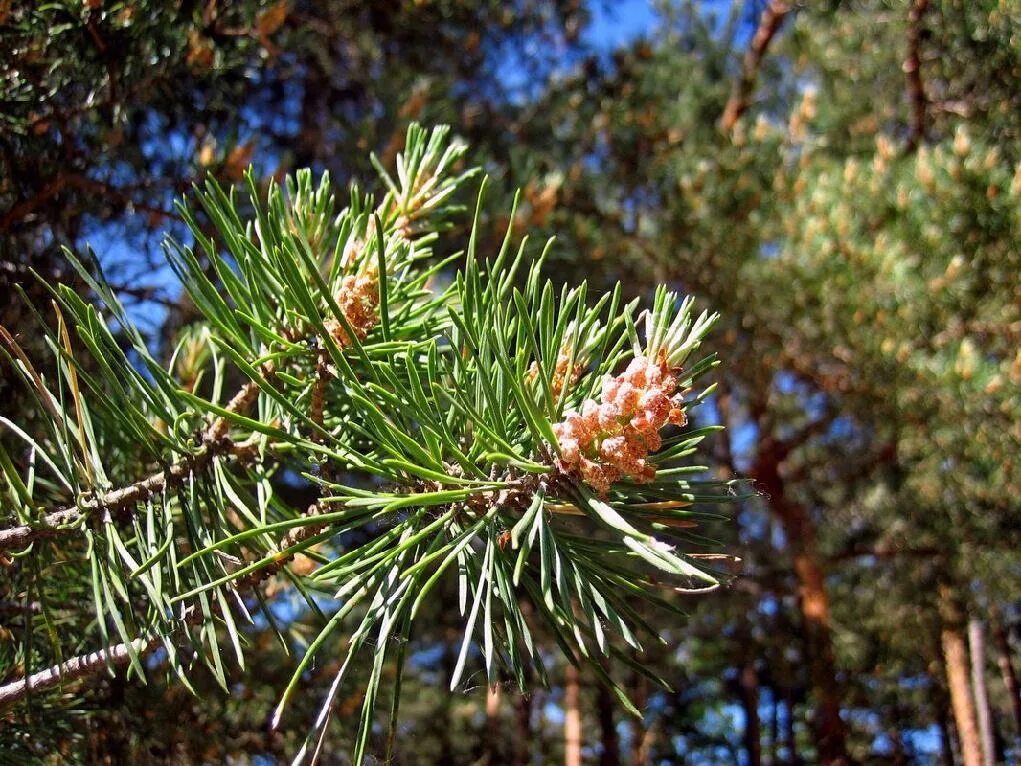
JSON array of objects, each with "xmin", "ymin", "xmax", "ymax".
[
  {"xmin": 486, "ymin": 683, "xmax": 502, "ymax": 765},
  {"xmin": 630, "ymin": 671, "xmax": 651, "ymax": 766},
  {"xmin": 784, "ymin": 687, "xmax": 801, "ymax": 766},
  {"xmin": 791, "ymin": 545, "xmax": 849, "ymax": 765},
  {"xmin": 596, "ymin": 676, "xmax": 621, "ymax": 766},
  {"xmin": 936, "ymin": 704, "xmax": 957, "ymax": 766},
  {"xmin": 941, "ymin": 588, "xmax": 983, "ymax": 766},
  {"xmin": 991, "ymin": 607, "xmax": 1021, "ymax": 740},
  {"xmin": 565, "ymin": 661, "xmax": 582, "ymax": 766},
  {"xmin": 889, "ymin": 727, "xmax": 908, "ymax": 766},
  {"xmin": 770, "ymin": 688, "xmax": 780, "ymax": 766},
  {"xmin": 754, "ymin": 447, "xmax": 851, "ymax": 765},
  {"xmin": 967, "ymin": 620, "xmax": 994, "ymax": 766},
  {"xmin": 903, "ymin": 0, "xmax": 930, "ymax": 151},
  {"xmin": 514, "ymin": 688, "xmax": 533, "ymax": 766},
  {"xmin": 439, "ymin": 639, "xmax": 455, "ymax": 765},
  {"xmin": 740, "ymin": 661, "xmax": 763, "ymax": 766}
]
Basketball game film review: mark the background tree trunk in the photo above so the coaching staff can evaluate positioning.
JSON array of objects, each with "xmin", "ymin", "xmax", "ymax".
[
  {"xmin": 967, "ymin": 620, "xmax": 995, "ymax": 766},
  {"xmin": 596, "ymin": 676, "xmax": 621, "ymax": 766},
  {"xmin": 630, "ymin": 671, "xmax": 650, "ymax": 766},
  {"xmin": 565, "ymin": 662, "xmax": 582, "ymax": 766},
  {"xmin": 941, "ymin": 588, "xmax": 983, "ymax": 766},
  {"xmin": 486, "ymin": 683, "xmax": 502, "ymax": 765},
  {"xmin": 755, "ymin": 445, "xmax": 851, "ymax": 765},
  {"xmin": 936, "ymin": 705, "xmax": 957, "ymax": 766},
  {"xmin": 439, "ymin": 638, "xmax": 456, "ymax": 764},
  {"xmin": 784, "ymin": 688, "xmax": 801, "ymax": 766},
  {"xmin": 991, "ymin": 608, "xmax": 1021, "ymax": 742},
  {"xmin": 514, "ymin": 689, "xmax": 533, "ymax": 766},
  {"xmin": 740, "ymin": 661, "xmax": 763, "ymax": 766},
  {"xmin": 770, "ymin": 689, "xmax": 781, "ymax": 766}
]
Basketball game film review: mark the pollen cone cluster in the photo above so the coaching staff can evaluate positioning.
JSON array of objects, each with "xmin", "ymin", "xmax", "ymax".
[
  {"xmin": 553, "ymin": 353, "xmax": 687, "ymax": 493},
  {"xmin": 529, "ymin": 350, "xmax": 585, "ymax": 400},
  {"xmin": 325, "ymin": 266, "xmax": 379, "ymax": 347}
]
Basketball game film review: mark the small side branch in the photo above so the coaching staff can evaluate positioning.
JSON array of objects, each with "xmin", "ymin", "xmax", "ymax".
[
  {"xmin": 904, "ymin": 0, "xmax": 930, "ymax": 152},
  {"xmin": 235, "ymin": 501, "xmax": 331, "ymax": 590},
  {"xmin": 719, "ymin": 0, "xmax": 792, "ymax": 133},
  {"xmin": 0, "ymin": 634, "xmax": 161, "ymax": 707},
  {"xmin": 0, "ymin": 496, "xmax": 338, "ymax": 708},
  {"xmin": 0, "ymin": 380, "xmax": 262, "ymax": 553}
]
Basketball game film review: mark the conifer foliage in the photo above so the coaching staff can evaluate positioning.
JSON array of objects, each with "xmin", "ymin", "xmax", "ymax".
[{"xmin": 0, "ymin": 124, "xmax": 741, "ymax": 761}]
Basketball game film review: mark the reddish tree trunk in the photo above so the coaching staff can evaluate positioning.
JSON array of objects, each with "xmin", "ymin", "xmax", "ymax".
[
  {"xmin": 740, "ymin": 661, "xmax": 763, "ymax": 766},
  {"xmin": 514, "ymin": 689, "xmax": 533, "ymax": 766},
  {"xmin": 754, "ymin": 447, "xmax": 851, "ymax": 766},
  {"xmin": 991, "ymin": 608, "xmax": 1021, "ymax": 740},
  {"xmin": 630, "ymin": 672, "xmax": 652, "ymax": 766},
  {"xmin": 967, "ymin": 620, "xmax": 995, "ymax": 766},
  {"xmin": 596, "ymin": 677, "xmax": 621, "ymax": 766},
  {"xmin": 565, "ymin": 662, "xmax": 582, "ymax": 766},
  {"xmin": 486, "ymin": 684, "xmax": 502, "ymax": 765},
  {"xmin": 941, "ymin": 588, "xmax": 983, "ymax": 766}
]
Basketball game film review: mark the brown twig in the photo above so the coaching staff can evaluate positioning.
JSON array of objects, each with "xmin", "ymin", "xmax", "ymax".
[
  {"xmin": 0, "ymin": 380, "xmax": 262, "ymax": 553},
  {"xmin": 719, "ymin": 0, "xmax": 793, "ymax": 134},
  {"xmin": 0, "ymin": 177, "xmax": 68, "ymax": 232},
  {"xmin": 234, "ymin": 500, "xmax": 332, "ymax": 590},
  {"xmin": 0, "ymin": 173, "xmax": 184, "ymax": 233},
  {"xmin": 903, "ymin": 0, "xmax": 930, "ymax": 152}
]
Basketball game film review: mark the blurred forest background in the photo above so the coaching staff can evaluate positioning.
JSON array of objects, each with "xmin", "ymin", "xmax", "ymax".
[{"xmin": 1, "ymin": 0, "xmax": 1019, "ymax": 764}]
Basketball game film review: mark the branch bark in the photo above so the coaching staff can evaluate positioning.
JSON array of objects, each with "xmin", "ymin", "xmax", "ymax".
[
  {"xmin": 0, "ymin": 634, "xmax": 162, "ymax": 707},
  {"xmin": 0, "ymin": 173, "xmax": 184, "ymax": 233},
  {"xmin": 903, "ymin": 0, "xmax": 930, "ymax": 152},
  {"xmin": 0, "ymin": 380, "xmax": 261, "ymax": 553},
  {"xmin": 720, "ymin": 0, "xmax": 793, "ymax": 133},
  {"xmin": 0, "ymin": 486, "xmax": 322, "ymax": 711}
]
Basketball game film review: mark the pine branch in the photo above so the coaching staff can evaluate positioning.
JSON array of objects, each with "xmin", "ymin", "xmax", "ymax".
[
  {"xmin": 0, "ymin": 634, "xmax": 163, "ymax": 708},
  {"xmin": 0, "ymin": 380, "xmax": 263, "ymax": 553},
  {"xmin": 719, "ymin": 0, "xmax": 792, "ymax": 133},
  {"xmin": 0, "ymin": 124, "xmax": 736, "ymax": 760},
  {"xmin": 0, "ymin": 471, "xmax": 558, "ymax": 709}
]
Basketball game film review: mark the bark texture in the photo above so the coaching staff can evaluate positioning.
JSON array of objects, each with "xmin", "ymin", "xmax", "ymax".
[
  {"xmin": 941, "ymin": 588, "xmax": 983, "ymax": 766},
  {"xmin": 991, "ymin": 608, "xmax": 1021, "ymax": 740},
  {"xmin": 967, "ymin": 619, "xmax": 995, "ymax": 766},
  {"xmin": 720, "ymin": 0, "xmax": 793, "ymax": 132},
  {"xmin": 740, "ymin": 660, "xmax": 763, "ymax": 766},
  {"xmin": 564, "ymin": 662, "xmax": 582, "ymax": 766}
]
